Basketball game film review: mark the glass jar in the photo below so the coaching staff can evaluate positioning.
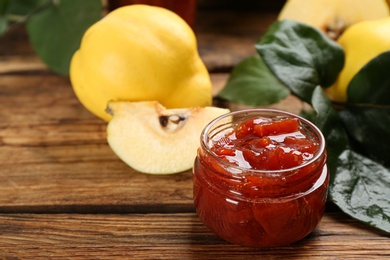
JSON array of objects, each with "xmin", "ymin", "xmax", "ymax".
[{"xmin": 193, "ymin": 109, "xmax": 329, "ymax": 247}]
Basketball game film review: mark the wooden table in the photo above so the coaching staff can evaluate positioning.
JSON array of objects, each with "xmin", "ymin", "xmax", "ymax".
[{"xmin": 1, "ymin": 6, "xmax": 389, "ymax": 259}]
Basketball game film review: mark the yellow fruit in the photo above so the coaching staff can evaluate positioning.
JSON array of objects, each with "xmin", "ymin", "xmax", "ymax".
[
  {"xmin": 327, "ymin": 17, "xmax": 390, "ymax": 102},
  {"xmin": 70, "ymin": 5, "xmax": 212, "ymax": 121},
  {"xmin": 278, "ymin": 0, "xmax": 390, "ymax": 40},
  {"xmin": 106, "ymin": 101, "xmax": 230, "ymax": 174}
]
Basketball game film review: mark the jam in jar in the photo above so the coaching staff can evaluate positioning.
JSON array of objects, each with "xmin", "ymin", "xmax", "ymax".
[{"xmin": 193, "ymin": 109, "xmax": 329, "ymax": 247}]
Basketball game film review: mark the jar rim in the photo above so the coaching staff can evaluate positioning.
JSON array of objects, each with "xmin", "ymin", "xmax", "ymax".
[{"xmin": 200, "ymin": 108, "xmax": 326, "ymax": 176}]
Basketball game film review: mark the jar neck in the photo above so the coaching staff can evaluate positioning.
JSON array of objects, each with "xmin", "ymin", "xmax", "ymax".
[
  {"xmin": 196, "ymin": 109, "xmax": 327, "ymax": 200},
  {"xmin": 196, "ymin": 145, "xmax": 327, "ymax": 200}
]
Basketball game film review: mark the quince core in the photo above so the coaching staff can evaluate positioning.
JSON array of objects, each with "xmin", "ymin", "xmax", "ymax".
[
  {"xmin": 106, "ymin": 101, "xmax": 230, "ymax": 174},
  {"xmin": 278, "ymin": 0, "xmax": 390, "ymax": 40}
]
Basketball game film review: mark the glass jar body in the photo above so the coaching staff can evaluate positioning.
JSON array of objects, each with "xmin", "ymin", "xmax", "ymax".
[{"xmin": 193, "ymin": 109, "xmax": 329, "ymax": 248}]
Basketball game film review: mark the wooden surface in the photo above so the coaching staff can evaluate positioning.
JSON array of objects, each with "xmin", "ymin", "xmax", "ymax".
[{"xmin": 1, "ymin": 6, "xmax": 389, "ymax": 259}]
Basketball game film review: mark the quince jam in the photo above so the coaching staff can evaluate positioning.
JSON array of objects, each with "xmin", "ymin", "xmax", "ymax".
[{"xmin": 193, "ymin": 109, "xmax": 329, "ymax": 247}]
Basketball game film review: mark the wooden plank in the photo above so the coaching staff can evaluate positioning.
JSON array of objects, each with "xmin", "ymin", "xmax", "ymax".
[
  {"xmin": 0, "ymin": 71, "xmax": 193, "ymax": 212},
  {"xmin": 1, "ymin": 4, "xmax": 388, "ymax": 258},
  {"xmin": 0, "ymin": 9, "xmax": 301, "ymax": 214},
  {"xmin": 0, "ymin": 71, "xmax": 303, "ymax": 213},
  {"xmin": 0, "ymin": 55, "xmax": 47, "ymax": 74},
  {"xmin": 0, "ymin": 160, "xmax": 194, "ymax": 213},
  {"xmin": 196, "ymin": 10, "xmax": 278, "ymax": 72},
  {"xmin": 0, "ymin": 27, "xmax": 34, "ymax": 56},
  {"xmin": 0, "ymin": 212, "xmax": 388, "ymax": 259}
]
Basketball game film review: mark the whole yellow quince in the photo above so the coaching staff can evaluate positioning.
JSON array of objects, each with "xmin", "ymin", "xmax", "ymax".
[
  {"xmin": 70, "ymin": 5, "xmax": 212, "ymax": 121},
  {"xmin": 327, "ymin": 17, "xmax": 390, "ymax": 102}
]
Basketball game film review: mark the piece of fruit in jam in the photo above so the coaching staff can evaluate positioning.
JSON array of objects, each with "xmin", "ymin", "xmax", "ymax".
[{"xmin": 211, "ymin": 117, "xmax": 319, "ymax": 171}]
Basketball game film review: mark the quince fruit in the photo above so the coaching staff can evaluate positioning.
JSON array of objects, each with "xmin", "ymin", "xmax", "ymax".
[
  {"xmin": 278, "ymin": 0, "xmax": 390, "ymax": 40},
  {"xmin": 70, "ymin": 5, "xmax": 212, "ymax": 121},
  {"xmin": 327, "ymin": 17, "xmax": 390, "ymax": 102},
  {"xmin": 106, "ymin": 101, "xmax": 230, "ymax": 174}
]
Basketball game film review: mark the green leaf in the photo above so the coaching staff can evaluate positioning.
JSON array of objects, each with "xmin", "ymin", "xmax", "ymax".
[
  {"xmin": 340, "ymin": 106, "xmax": 390, "ymax": 166},
  {"xmin": 0, "ymin": 0, "xmax": 9, "ymax": 35},
  {"xmin": 26, "ymin": 0, "xmax": 102, "ymax": 75},
  {"xmin": 256, "ymin": 19, "xmax": 344, "ymax": 104},
  {"xmin": 299, "ymin": 107, "xmax": 317, "ymax": 123},
  {"xmin": 6, "ymin": 0, "xmax": 44, "ymax": 16},
  {"xmin": 330, "ymin": 150, "xmax": 390, "ymax": 233},
  {"xmin": 218, "ymin": 55, "xmax": 290, "ymax": 106},
  {"xmin": 311, "ymin": 86, "xmax": 390, "ymax": 233},
  {"xmin": 347, "ymin": 50, "xmax": 390, "ymax": 105},
  {"xmin": 0, "ymin": 16, "xmax": 7, "ymax": 35},
  {"xmin": 1, "ymin": 0, "xmax": 44, "ymax": 35},
  {"xmin": 340, "ymin": 50, "xmax": 390, "ymax": 166},
  {"xmin": 310, "ymin": 86, "xmax": 349, "ymax": 176},
  {"xmin": 217, "ymin": 18, "xmax": 390, "ymax": 232},
  {"xmin": 0, "ymin": 0, "xmax": 8, "ymax": 13}
]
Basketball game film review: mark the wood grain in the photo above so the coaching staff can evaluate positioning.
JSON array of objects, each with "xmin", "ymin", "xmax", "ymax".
[
  {"xmin": 1, "ymin": 6, "xmax": 389, "ymax": 258},
  {"xmin": 0, "ymin": 213, "xmax": 388, "ymax": 259},
  {"xmin": 196, "ymin": 9, "xmax": 278, "ymax": 72},
  {"xmin": 0, "ymin": 70, "xmax": 301, "ymax": 213}
]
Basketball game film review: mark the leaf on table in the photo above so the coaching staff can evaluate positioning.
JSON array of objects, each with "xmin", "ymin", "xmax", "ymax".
[
  {"xmin": 26, "ymin": 0, "xmax": 102, "ymax": 75},
  {"xmin": 6, "ymin": 0, "xmax": 44, "ymax": 16},
  {"xmin": 331, "ymin": 149, "xmax": 390, "ymax": 233},
  {"xmin": 341, "ymin": 106, "xmax": 390, "ymax": 166},
  {"xmin": 221, "ymin": 33, "xmax": 390, "ymax": 233},
  {"xmin": 311, "ymin": 86, "xmax": 349, "ymax": 176},
  {"xmin": 256, "ymin": 19, "xmax": 344, "ymax": 104},
  {"xmin": 1, "ymin": 0, "xmax": 44, "ymax": 35},
  {"xmin": 0, "ymin": 0, "xmax": 9, "ymax": 35},
  {"xmin": 341, "ymin": 50, "xmax": 390, "ymax": 166},
  {"xmin": 0, "ymin": 16, "xmax": 7, "ymax": 35},
  {"xmin": 0, "ymin": 0, "xmax": 8, "ymax": 13},
  {"xmin": 311, "ymin": 87, "xmax": 390, "ymax": 233},
  {"xmin": 216, "ymin": 17, "xmax": 390, "ymax": 234},
  {"xmin": 0, "ymin": 0, "xmax": 46, "ymax": 36},
  {"xmin": 218, "ymin": 55, "xmax": 290, "ymax": 106}
]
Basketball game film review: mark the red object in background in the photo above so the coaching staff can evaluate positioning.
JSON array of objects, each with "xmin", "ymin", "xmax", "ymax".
[
  {"xmin": 193, "ymin": 109, "xmax": 329, "ymax": 248},
  {"xmin": 108, "ymin": 0, "xmax": 197, "ymax": 28}
]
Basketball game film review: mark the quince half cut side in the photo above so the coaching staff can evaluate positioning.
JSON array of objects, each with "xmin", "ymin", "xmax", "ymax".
[
  {"xmin": 278, "ymin": 0, "xmax": 390, "ymax": 40},
  {"xmin": 106, "ymin": 101, "xmax": 230, "ymax": 174}
]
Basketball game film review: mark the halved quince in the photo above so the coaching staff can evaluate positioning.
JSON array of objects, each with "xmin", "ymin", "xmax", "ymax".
[
  {"xmin": 278, "ymin": 0, "xmax": 390, "ymax": 40},
  {"xmin": 106, "ymin": 101, "xmax": 230, "ymax": 174}
]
